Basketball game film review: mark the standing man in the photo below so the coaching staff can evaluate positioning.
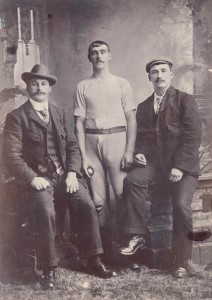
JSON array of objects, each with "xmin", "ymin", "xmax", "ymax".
[
  {"xmin": 120, "ymin": 57, "xmax": 202, "ymax": 278},
  {"xmin": 3, "ymin": 64, "xmax": 117, "ymax": 290},
  {"xmin": 74, "ymin": 41, "xmax": 136, "ymax": 248}
]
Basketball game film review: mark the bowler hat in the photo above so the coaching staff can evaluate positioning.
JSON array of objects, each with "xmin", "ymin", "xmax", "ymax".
[
  {"xmin": 21, "ymin": 64, "xmax": 57, "ymax": 86},
  {"xmin": 146, "ymin": 57, "xmax": 173, "ymax": 73}
]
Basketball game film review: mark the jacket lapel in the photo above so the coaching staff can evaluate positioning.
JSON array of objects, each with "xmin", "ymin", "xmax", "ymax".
[
  {"xmin": 147, "ymin": 94, "xmax": 155, "ymax": 128},
  {"xmin": 24, "ymin": 100, "xmax": 47, "ymax": 127},
  {"xmin": 49, "ymin": 104, "xmax": 62, "ymax": 133},
  {"xmin": 160, "ymin": 85, "xmax": 176, "ymax": 112}
]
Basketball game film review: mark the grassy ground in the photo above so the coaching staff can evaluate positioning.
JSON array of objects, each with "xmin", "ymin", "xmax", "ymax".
[{"xmin": 0, "ymin": 262, "xmax": 212, "ymax": 300}]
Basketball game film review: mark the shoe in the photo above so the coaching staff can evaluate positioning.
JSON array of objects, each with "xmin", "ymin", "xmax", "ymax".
[
  {"xmin": 187, "ymin": 228, "xmax": 211, "ymax": 241},
  {"xmin": 120, "ymin": 235, "xmax": 146, "ymax": 255},
  {"xmin": 39, "ymin": 269, "xmax": 56, "ymax": 290},
  {"xmin": 172, "ymin": 260, "xmax": 202, "ymax": 279},
  {"xmin": 184, "ymin": 260, "xmax": 203, "ymax": 278},
  {"xmin": 130, "ymin": 263, "xmax": 140, "ymax": 272},
  {"xmin": 87, "ymin": 255, "xmax": 117, "ymax": 279}
]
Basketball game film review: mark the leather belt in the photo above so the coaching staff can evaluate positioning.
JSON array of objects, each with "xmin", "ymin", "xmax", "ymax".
[{"xmin": 85, "ymin": 126, "xmax": 126, "ymax": 135}]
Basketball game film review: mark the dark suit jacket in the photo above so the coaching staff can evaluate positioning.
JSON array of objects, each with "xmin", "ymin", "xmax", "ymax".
[
  {"xmin": 3, "ymin": 100, "xmax": 82, "ymax": 185},
  {"xmin": 135, "ymin": 86, "xmax": 202, "ymax": 175}
]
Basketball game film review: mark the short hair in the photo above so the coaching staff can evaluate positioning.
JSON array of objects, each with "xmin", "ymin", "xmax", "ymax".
[{"xmin": 88, "ymin": 40, "xmax": 110, "ymax": 55}]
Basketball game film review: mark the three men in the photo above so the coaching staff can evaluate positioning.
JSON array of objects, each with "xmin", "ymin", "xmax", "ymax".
[
  {"xmin": 3, "ymin": 64, "xmax": 117, "ymax": 289},
  {"xmin": 120, "ymin": 57, "xmax": 202, "ymax": 278},
  {"xmin": 74, "ymin": 41, "xmax": 136, "ymax": 246}
]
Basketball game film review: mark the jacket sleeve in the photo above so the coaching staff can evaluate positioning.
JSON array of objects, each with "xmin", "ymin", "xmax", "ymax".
[
  {"xmin": 62, "ymin": 109, "xmax": 82, "ymax": 176},
  {"xmin": 134, "ymin": 102, "xmax": 150, "ymax": 157},
  {"xmin": 3, "ymin": 113, "xmax": 37, "ymax": 184},
  {"xmin": 173, "ymin": 95, "xmax": 202, "ymax": 172}
]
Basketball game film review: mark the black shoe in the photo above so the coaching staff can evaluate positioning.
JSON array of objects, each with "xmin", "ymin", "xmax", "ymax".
[
  {"xmin": 173, "ymin": 260, "xmax": 202, "ymax": 279},
  {"xmin": 130, "ymin": 263, "xmax": 140, "ymax": 272},
  {"xmin": 187, "ymin": 228, "xmax": 211, "ymax": 241},
  {"xmin": 87, "ymin": 255, "xmax": 117, "ymax": 279},
  {"xmin": 39, "ymin": 269, "xmax": 56, "ymax": 290},
  {"xmin": 120, "ymin": 235, "xmax": 146, "ymax": 255}
]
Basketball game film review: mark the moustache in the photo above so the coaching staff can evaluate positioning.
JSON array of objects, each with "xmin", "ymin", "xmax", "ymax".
[
  {"xmin": 34, "ymin": 92, "xmax": 45, "ymax": 95},
  {"xmin": 156, "ymin": 79, "xmax": 165, "ymax": 83}
]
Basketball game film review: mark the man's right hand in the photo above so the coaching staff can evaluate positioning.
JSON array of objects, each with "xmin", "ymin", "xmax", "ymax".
[
  {"xmin": 133, "ymin": 153, "xmax": 147, "ymax": 167},
  {"xmin": 82, "ymin": 157, "xmax": 94, "ymax": 178},
  {"xmin": 31, "ymin": 177, "xmax": 50, "ymax": 190}
]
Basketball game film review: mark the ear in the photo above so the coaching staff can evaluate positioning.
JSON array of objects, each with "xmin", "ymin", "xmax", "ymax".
[
  {"xmin": 148, "ymin": 74, "xmax": 151, "ymax": 82},
  {"xmin": 171, "ymin": 72, "xmax": 174, "ymax": 79},
  {"xmin": 108, "ymin": 52, "xmax": 112, "ymax": 61},
  {"xmin": 87, "ymin": 54, "xmax": 91, "ymax": 62}
]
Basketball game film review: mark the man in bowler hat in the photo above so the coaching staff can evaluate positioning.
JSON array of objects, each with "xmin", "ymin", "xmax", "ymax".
[
  {"xmin": 119, "ymin": 57, "xmax": 202, "ymax": 278},
  {"xmin": 3, "ymin": 64, "xmax": 117, "ymax": 289}
]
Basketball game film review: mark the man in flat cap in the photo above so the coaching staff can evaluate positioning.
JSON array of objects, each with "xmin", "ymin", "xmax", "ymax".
[
  {"xmin": 3, "ymin": 64, "xmax": 117, "ymax": 289},
  {"xmin": 119, "ymin": 57, "xmax": 202, "ymax": 278}
]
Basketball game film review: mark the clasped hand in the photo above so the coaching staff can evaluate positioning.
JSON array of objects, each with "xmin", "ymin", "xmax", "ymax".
[
  {"xmin": 121, "ymin": 151, "xmax": 134, "ymax": 170},
  {"xmin": 169, "ymin": 168, "xmax": 183, "ymax": 182}
]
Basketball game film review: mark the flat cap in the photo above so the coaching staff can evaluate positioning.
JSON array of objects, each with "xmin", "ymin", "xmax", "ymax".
[{"xmin": 146, "ymin": 57, "xmax": 173, "ymax": 73}]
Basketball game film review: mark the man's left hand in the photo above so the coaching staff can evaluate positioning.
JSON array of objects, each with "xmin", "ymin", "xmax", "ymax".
[
  {"xmin": 121, "ymin": 151, "xmax": 133, "ymax": 171},
  {"xmin": 169, "ymin": 168, "xmax": 183, "ymax": 183},
  {"xmin": 65, "ymin": 171, "xmax": 79, "ymax": 193}
]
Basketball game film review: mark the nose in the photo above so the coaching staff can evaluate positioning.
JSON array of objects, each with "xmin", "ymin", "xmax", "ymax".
[
  {"xmin": 157, "ymin": 70, "xmax": 163, "ymax": 77},
  {"xmin": 37, "ymin": 83, "xmax": 43, "ymax": 90}
]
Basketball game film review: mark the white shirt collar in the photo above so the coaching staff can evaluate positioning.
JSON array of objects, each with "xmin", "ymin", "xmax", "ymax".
[
  {"xmin": 154, "ymin": 91, "xmax": 165, "ymax": 102},
  {"xmin": 30, "ymin": 98, "xmax": 49, "ymax": 111}
]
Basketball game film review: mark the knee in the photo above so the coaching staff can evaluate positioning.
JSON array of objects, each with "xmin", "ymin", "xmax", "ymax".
[
  {"xmin": 34, "ymin": 190, "xmax": 55, "ymax": 218},
  {"xmin": 123, "ymin": 175, "xmax": 133, "ymax": 188}
]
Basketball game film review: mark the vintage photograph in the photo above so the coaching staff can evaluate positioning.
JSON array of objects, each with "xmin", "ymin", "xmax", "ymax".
[{"xmin": 0, "ymin": 0, "xmax": 212, "ymax": 299}]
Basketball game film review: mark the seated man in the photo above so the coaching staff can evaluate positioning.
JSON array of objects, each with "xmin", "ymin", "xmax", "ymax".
[
  {"xmin": 3, "ymin": 64, "xmax": 117, "ymax": 290},
  {"xmin": 120, "ymin": 57, "xmax": 202, "ymax": 278}
]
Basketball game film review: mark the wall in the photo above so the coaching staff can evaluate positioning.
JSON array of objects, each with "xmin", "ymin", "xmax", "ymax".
[{"xmin": 46, "ymin": 0, "xmax": 193, "ymax": 108}]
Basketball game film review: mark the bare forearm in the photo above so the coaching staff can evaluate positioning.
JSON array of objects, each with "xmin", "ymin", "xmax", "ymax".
[
  {"xmin": 75, "ymin": 117, "xmax": 87, "ymax": 159},
  {"xmin": 125, "ymin": 110, "xmax": 137, "ymax": 153}
]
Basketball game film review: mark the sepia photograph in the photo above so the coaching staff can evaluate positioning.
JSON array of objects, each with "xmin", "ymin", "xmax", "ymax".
[{"xmin": 0, "ymin": 0, "xmax": 212, "ymax": 299}]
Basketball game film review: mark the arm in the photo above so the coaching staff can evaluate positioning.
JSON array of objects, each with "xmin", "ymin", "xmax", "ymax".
[
  {"xmin": 121, "ymin": 109, "xmax": 137, "ymax": 170},
  {"xmin": 75, "ymin": 116, "xmax": 93, "ymax": 178},
  {"xmin": 3, "ymin": 113, "xmax": 49, "ymax": 189},
  {"xmin": 172, "ymin": 95, "xmax": 201, "ymax": 173},
  {"xmin": 3, "ymin": 113, "xmax": 37, "ymax": 185},
  {"xmin": 62, "ymin": 110, "xmax": 83, "ymax": 192}
]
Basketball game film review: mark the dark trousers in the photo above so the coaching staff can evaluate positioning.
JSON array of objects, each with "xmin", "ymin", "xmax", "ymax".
[
  {"xmin": 122, "ymin": 162, "xmax": 198, "ymax": 263},
  {"xmin": 25, "ymin": 174, "xmax": 103, "ymax": 270}
]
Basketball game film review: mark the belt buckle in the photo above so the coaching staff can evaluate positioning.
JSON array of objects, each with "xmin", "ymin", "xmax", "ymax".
[{"xmin": 102, "ymin": 129, "xmax": 110, "ymax": 134}]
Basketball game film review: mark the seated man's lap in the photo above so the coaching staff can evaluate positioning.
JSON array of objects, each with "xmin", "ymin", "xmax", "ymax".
[{"xmin": 125, "ymin": 163, "xmax": 164, "ymax": 186}]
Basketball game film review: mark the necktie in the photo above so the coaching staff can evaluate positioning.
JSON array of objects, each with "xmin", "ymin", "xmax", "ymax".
[
  {"xmin": 156, "ymin": 97, "xmax": 162, "ymax": 114},
  {"xmin": 39, "ymin": 107, "xmax": 49, "ymax": 123}
]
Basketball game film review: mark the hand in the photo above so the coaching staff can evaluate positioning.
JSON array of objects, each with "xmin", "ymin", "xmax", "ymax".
[
  {"xmin": 169, "ymin": 168, "xmax": 183, "ymax": 183},
  {"xmin": 121, "ymin": 151, "xmax": 134, "ymax": 170},
  {"xmin": 82, "ymin": 157, "xmax": 94, "ymax": 178},
  {"xmin": 31, "ymin": 177, "xmax": 50, "ymax": 190},
  {"xmin": 133, "ymin": 153, "xmax": 147, "ymax": 167},
  {"xmin": 66, "ymin": 171, "xmax": 79, "ymax": 193}
]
